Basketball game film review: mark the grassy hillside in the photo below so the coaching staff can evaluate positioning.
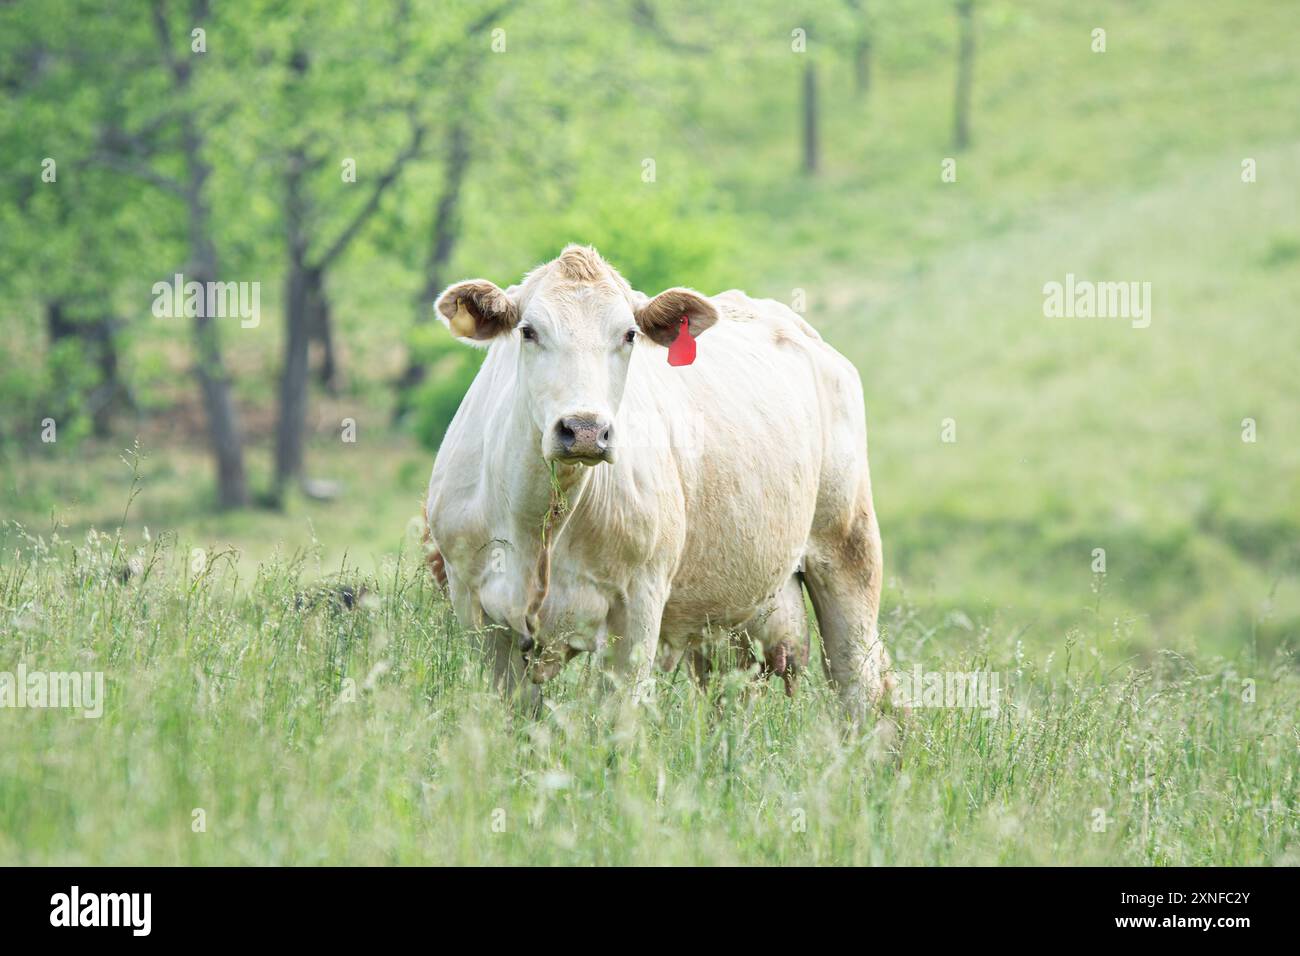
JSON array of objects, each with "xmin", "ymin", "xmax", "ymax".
[{"xmin": 853, "ymin": 141, "xmax": 1300, "ymax": 660}]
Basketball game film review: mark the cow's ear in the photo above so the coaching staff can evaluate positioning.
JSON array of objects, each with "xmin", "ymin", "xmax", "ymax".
[
  {"xmin": 435, "ymin": 279, "xmax": 519, "ymax": 344},
  {"xmin": 633, "ymin": 288, "xmax": 718, "ymax": 347}
]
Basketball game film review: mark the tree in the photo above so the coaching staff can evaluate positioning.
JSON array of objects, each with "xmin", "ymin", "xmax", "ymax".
[
  {"xmin": 270, "ymin": 33, "xmax": 429, "ymax": 503},
  {"xmin": 392, "ymin": 0, "xmax": 522, "ymax": 416},
  {"xmin": 393, "ymin": 119, "xmax": 471, "ymax": 416},
  {"xmin": 263, "ymin": 2, "xmax": 519, "ymax": 503},
  {"xmin": 952, "ymin": 0, "xmax": 976, "ymax": 151},
  {"xmin": 142, "ymin": 0, "xmax": 250, "ymax": 508},
  {"xmin": 846, "ymin": 0, "xmax": 872, "ymax": 99},
  {"xmin": 0, "ymin": 2, "xmax": 175, "ymax": 445},
  {"xmin": 802, "ymin": 58, "xmax": 820, "ymax": 175}
]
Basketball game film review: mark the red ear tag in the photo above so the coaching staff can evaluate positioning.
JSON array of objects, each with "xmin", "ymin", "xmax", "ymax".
[{"xmin": 667, "ymin": 315, "xmax": 696, "ymax": 367}]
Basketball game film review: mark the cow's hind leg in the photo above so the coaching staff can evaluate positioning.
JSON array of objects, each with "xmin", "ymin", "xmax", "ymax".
[{"xmin": 803, "ymin": 508, "xmax": 894, "ymax": 726}]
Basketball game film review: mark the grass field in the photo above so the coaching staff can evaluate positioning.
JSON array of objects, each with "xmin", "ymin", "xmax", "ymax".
[
  {"xmin": 2, "ymin": 0, "xmax": 1298, "ymax": 864},
  {"xmin": 1, "ymin": 528, "xmax": 1296, "ymax": 865}
]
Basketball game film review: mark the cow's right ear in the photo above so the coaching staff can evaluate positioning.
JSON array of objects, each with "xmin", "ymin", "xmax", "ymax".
[{"xmin": 434, "ymin": 279, "xmax": 519, "ymax": 344}]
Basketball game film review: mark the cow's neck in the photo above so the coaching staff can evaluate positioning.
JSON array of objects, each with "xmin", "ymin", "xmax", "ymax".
[{"xmin": 492, "ymin": 393, "xmax": 599, "ymax": 636}]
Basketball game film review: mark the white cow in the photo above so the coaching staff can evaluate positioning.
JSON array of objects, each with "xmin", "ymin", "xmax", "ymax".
[{"xmin": 424, "ymin": 245, "xmax": 893, "ymax": 723}]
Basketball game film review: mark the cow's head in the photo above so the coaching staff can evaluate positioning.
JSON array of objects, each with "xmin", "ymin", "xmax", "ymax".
[{"xmin": 435, "ymin": 245, "xmax": 718, "ymax": 465}]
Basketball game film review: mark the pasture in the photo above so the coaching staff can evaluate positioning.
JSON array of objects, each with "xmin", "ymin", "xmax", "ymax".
[
  {"xmin": 1, "ymin": 528, "xmax": 1296, "ymax": 864},
  {"xmin": 2, "ymin": 0, "xmax": 1298, "ymax": 864}
]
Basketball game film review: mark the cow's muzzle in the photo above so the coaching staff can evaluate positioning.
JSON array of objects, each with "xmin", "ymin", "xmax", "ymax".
[
  {"xmin": 520, "ymin": 634, "xmax": 576, "ymax": 684},
  {"xmin": 551, "ymin": 415, "xmax": 614, "ymax": 464}
]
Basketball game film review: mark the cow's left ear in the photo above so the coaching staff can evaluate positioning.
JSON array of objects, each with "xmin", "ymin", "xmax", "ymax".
[
  {"xmin": 435, "ymin": 279, "xmax": 519, "ymax": 344},
  {"xmin": 633, "ymin": 288, "xmax": 718, "ymax": 347}
]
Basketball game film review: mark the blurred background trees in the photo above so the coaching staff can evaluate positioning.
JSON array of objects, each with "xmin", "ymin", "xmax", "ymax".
[
  {"xmin": 2, "ymin": 0, "xmax": 910, "ymax": 507},
  {"xmin": 3, "ymin": 0, "xmax": 1298, "ymax": 660},
  {"xmin": 1, "ymin": 0, "xmax": 773, "ymax": 505}
]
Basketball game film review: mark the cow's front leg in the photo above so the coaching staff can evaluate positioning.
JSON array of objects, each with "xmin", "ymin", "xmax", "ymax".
[
  {"xmin": 484, "ymin": 625, "xmax": 541, "ymax": 717},
  {"xmin": 604, "ymin": 585, "xmax": 667, "ymax": 706}
]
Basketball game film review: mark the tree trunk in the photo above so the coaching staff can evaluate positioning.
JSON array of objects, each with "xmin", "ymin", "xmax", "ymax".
[
  {"xmin": 45, "ymin": 301, "xmax": 130, "ymax": 438},
  {"xmin": 156, "ymin": 0, "xmax": 248, "ymax": 510},
  {"xmin": 310, "ymin": 297, "xmax": 338, "ymax": 394},
  {"xmin": 192, "ymin": 312, "xmax": 248, "ymax": 508},
  {"xmin": 854, "ymin": 38, "xmax": 872, "ymax": 98},
  {"xmin": 86, "ymin": 313, "xmax": 126, "ymax": 437},
  {"xmin": 45, "ymin": 300, "xmax": 75, "ymax": 342},
  {"xmin": 185, "ymin": 136, "xmax": 248, "ymax": 509},
  {"xmin": 394, "ymin": 121, "xmax": 471, "ymax": 419},
  {"xmin": 851, "ymin": 0, "xmax": 871, "ymax": 98},
  {"xmin": 188, "ymin": 255, "xmax": 248, "ymax": 509},
  {"xmin": 273, "ymin": 133, "xmax": 318, "ymax": 503},
  {"xmin": 43, "ymin": 300, "xmax": 77, "ymax": 427},
  {"xmin": 802, "ymin": 60, "xmax": 819, "ymax": 175},
  {"xmin": 87, "ymin": 319, "xmax": 122, "ymax": 439},
  {"xmin": 274, "ymin": 260, "xmax": 322, "ymax": 500},
  {"xmin": 953, "ymin": 0, "xmax": 975, "ymax": 152}
]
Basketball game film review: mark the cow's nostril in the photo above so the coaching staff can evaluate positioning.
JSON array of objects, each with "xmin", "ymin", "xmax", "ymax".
[
  {"xmin": 598, "ymin": 424, "xmax": 612, "ymax": 449},
  {"xmin": 555, "ymin": 420, "xmax": 577, "ymax": 451}
]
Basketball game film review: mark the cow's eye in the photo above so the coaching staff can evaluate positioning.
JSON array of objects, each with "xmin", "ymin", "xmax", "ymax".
[
  {"xmin": 623, "ymin": 328, "xmax": 637, "ymax": 345},
  {"xmin": 520, "ymin": 325, "xmax": 537, "ymax": 342}
]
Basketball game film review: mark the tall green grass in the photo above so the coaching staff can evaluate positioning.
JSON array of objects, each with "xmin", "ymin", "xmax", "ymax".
[{"xmin": 1, "ymin": 526, "xmax": 1294, "ymax": 865}]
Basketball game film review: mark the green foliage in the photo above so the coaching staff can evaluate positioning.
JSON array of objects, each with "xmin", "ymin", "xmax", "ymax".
[
  {"xmin": 407, "ymin": 324, "xmax": 486, "ymax": 452},
  {"xmin": 0, "ymin": 314, "xmax": 101, "ymax": 449},
  {"xmin": 522, "ymin": 185, "xmax": 740, "ymax": 295}
]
